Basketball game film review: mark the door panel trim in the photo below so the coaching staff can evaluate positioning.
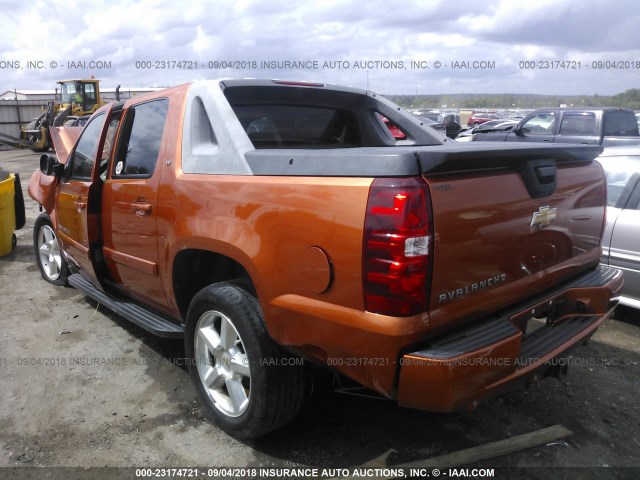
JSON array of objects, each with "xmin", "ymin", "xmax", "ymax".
[
  {"xmin": 103, "ymin": 247, "xmax": 159, "ymax": 276},
  {"xmin": 57, "ymin": 230, "xmax": 89, "ymax": 255}
]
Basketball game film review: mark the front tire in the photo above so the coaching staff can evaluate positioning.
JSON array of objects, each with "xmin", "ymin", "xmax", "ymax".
[
  {"xmin": 185, "ymin": 283, "xmax": 306, "ymax": 439},
  {"xmin": 33, "ymin": 213, "xmax": 69, "ymax": 286}
]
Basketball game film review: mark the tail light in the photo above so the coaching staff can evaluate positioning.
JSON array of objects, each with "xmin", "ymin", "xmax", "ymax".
[{"xmin": 363, "ymin": 177, "xmax": 433, "ymax": 316}]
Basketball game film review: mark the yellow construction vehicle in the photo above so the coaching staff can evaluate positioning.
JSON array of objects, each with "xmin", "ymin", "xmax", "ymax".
[{"xmin": 17, "ymin": 79, "xmax": 115, "ymax": 151}]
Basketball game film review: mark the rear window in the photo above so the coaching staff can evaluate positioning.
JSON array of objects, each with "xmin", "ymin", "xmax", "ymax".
[
  {"xmin": 603, "ymin": 111, "xmax": 639, "ymax": 136},
  {"xmin": 559, "ymin": 112, "xmax": 597, "ymax": 136},
  {"xmin": 232, "ymin": 105, "xmax": 360, "ymax": 148}
]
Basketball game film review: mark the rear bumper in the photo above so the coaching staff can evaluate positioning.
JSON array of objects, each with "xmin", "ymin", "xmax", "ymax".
[{"xmin": 397, "ymin": 265, "xmax": 623, "ymax": 412}]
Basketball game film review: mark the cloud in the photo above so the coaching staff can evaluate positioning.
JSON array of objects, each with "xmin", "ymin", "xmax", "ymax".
[
  {"xmin": 457, "ymin": 0, "xmax": 640, "ymax": 52},
  {"xmin": 1, "ymin": 0, "xmax": 639, "ymax": 95}
]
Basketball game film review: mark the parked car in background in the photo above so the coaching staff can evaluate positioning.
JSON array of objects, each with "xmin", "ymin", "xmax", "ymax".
[
  {"xmin": 417, "ymin": 112, "xmax": 441, "ymax": 122},
  {"xmin": 466, "ymin": 111, "xmax": 501, "ymax": 128},
  {"xmin": 471, "ymin": 119, "xmax": 518, "ymax": 132},
  {"xmin": 600, "ymin": 147, "xmax": 640, "ymax": 310},
  {"xmin": 454, "ymin": 130, "xmax": 474, "ymax": 142},
  {"xmin": 63, "ymin": 116, "xmax": 90, "ymax": 127},
  {"xmin": 455, "ymin": 120, "xmax": 518, "ymax": 142},
  {"xmin": 473, "ymin": 108, "xmax": 640, "ymax": 146},
  {"xmin": 415, "ymin": 114, "xmax": 461, "ymax": 139},
  {"xmin": 415, "ymin": 116, "xmax": 438, "ymax": 126}
]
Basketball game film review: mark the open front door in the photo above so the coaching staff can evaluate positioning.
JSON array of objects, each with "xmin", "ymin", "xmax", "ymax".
[
  {"xmin": 101, "ymin": 98, "xmax": 171, "ymax": 313},
  {"xmin": 56, "ymin": 104, "xmax": 113, "ymax": 286}
]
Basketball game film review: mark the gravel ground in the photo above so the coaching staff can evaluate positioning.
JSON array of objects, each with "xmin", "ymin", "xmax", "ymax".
[{"xmin": 1, "ymin": 149, "xmax": 639, "ymax": 480}]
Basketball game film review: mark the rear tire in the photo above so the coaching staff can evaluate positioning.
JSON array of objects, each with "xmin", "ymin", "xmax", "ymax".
[
  {"xmin": 33, "ymin": 213, "xmax": 69, "ymax": 286},
  {"xmin": 185, "ymin": 283, "xmax": 306, "ymax": 439}
]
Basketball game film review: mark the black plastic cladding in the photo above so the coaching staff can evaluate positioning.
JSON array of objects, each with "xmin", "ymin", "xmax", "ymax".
[{"xmin": 245, "ymin": 143, "xmax": 603, "ymax": 179}]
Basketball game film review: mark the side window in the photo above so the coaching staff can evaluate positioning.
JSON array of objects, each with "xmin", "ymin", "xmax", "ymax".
[
  {"xmin": 69, "ymin": 113, "xmax": 107, "ymax": 180},
  {"xmin": 113, "ymin": 99, "xmax": 169, "ymax": 178},
  {"xmin": 559, "ymin": 113, "xmax": 596, "ymax": 136},
  {"xmin": 100, "ymin": 115, "xmax": 121, "ymax": 181},
  {"xmin": 521, "ymin": 112, "xmax": 556, "ymax": 135}
]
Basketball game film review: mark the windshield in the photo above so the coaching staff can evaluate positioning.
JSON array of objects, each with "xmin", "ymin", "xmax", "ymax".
[
  {"xmin": 58, "ymin": 81, "xmax": 98, "ymax": 108},
  {"xmin": 59, "ymin": 82, "xmax": 77, "ymax": 103},
  {"xmin": 599, "ymin": 155, "xmax": 640, "ymax": 207}
]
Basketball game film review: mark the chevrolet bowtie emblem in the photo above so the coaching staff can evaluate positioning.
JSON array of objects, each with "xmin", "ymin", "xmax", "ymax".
[{"xmin": 530, "ymin": 206, "xmax": 557, "ymax": 228}]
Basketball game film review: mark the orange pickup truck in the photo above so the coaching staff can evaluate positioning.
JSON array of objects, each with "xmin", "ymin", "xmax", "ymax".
[{"xmin": 28, "ymin": 79, "xmax": 623, "ymax": 439}]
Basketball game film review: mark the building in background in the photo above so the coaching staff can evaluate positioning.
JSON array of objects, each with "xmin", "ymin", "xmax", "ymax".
[{"xmin": 0, "ymin": 87, "xmax": 160, "ymax": 144}]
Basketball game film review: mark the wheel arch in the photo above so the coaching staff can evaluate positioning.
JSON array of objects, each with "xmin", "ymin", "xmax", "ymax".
[{"xmin": 172, "ymin": 248, "xmax": 256, "ymax": 320}]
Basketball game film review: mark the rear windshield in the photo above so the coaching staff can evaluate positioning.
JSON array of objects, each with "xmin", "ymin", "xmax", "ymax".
[
  {"xmin": 603, "ymin": 111, "xmax": 639, "ymax": 136},
  {"xmin": 232, "ymin": 105, "xmax": 360, "ymax": 148}
]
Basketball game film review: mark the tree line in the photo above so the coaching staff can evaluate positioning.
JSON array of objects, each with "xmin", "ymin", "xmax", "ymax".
[{"xmin": 386, "ymin": 88, "xmax": 640, "ymax": 110}]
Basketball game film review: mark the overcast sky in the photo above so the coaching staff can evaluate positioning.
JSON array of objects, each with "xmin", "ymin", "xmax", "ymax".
[{"xmin": 1, "ymin": 0, "xmax": 639, "ymax": 96}]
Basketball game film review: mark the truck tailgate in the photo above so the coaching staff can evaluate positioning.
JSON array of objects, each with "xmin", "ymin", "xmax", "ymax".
[{"xmin": 417, "ymin": 143, "xmax": 605, "ymax": 334}]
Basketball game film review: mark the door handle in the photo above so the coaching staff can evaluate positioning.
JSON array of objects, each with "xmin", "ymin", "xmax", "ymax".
[
  {"xmin": 131, "ymin": 201, "xmax": 152, "ymax": 216},
  {"xmin": 74, "ymin": 197, "xmax": 87, "ymax": 212}
]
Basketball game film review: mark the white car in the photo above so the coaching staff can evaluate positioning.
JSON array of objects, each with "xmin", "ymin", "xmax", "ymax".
[{"xmin": 599, "ymin": 147, "xmax": 640, "ymax": 309}]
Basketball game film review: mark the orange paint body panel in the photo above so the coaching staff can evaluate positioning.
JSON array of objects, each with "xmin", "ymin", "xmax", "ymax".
[
  {"xmin": 49, "ymin": 126, "xmax": 82, "ymax": 164},
  {"xmin": 27, "ymin": 79, "xmax": 623, "ymax": 414}
]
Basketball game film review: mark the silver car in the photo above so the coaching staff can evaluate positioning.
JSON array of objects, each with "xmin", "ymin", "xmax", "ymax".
[{"xmin": 599, "ymin": 147, "xmax": 640, "ymax": 309}]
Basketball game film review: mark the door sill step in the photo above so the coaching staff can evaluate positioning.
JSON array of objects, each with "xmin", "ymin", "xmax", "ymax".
[{"xmin": 68, "ymin": 273, "xmax": 184, "ymax": 338}]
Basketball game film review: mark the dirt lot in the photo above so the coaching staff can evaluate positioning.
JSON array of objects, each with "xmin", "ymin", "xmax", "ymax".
[{"xmin": 1, "ymin": 149, "xmax": 639, "ymax": 479}]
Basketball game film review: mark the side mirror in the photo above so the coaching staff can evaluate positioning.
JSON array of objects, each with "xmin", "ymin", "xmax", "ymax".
[
  {"xmin": 39, "ymin": 154, "xmax": 65, "ymax": 177},
  {"xmin": 514, "ymin": 125, "xmax": 526, "ymax": 136}
]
